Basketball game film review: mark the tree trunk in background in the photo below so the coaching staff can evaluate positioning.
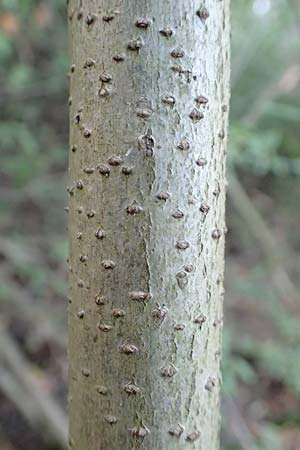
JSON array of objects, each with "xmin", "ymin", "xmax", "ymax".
[{"xmin": 68, "ymin": 0, "xmax": 230, "ymax": 448}]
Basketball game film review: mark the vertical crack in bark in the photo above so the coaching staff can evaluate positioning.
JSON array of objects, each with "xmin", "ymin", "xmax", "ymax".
[{"xmin": 185, "ymin": 365, "xmax": 197, "ymax": 420}]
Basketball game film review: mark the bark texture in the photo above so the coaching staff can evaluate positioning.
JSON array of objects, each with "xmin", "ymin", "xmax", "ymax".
[{"xmin": 68, "ymin": 1, "xmax": 230, "ymax": 449}]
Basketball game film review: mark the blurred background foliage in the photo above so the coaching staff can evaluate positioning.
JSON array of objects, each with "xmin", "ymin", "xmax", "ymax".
[{"xmin": 0, "ymin": 0, "xmax": 299, "ymax": 449}]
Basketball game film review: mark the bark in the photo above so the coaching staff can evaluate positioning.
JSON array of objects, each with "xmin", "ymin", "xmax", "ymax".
[{"xmin": 68, "ymin": 1, "xmax": 230, "ymax": 449}]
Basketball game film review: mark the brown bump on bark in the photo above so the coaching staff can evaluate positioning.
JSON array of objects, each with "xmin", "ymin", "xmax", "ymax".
[
  {"xmin": 74, "ymin": 113, "xmax": 81, "ymax": 124},
  {"xmin": 120, "ymin": 343, "xmax": 139, "ymax": 354},
  {"xmin": 77, "ymin": 8, "xmax": 83, "ymax": 20},
  {"xmin": 112, "ymin": 53, "xmax": 125, "ymax": 62},
  {"xmin": 129, "ymin": 424, "xmax": 150, "ymax": 440},
  {"xmin": 77, "ymin": 206, "xmax": 83, "ymax": 214},
  {"xmin": 184, "ymin": 263, "xmax": 195, "ymax": 273},
  {"xmin": 96, "ymin": 385, "xmax": 108, "ymax": 395},
  {"xmin": 196, "ymin": 5, "xmax": 209, "ymax": 22},
  {"xmin": 136, "ymin": 96, "xmax": 153, "ymax": 119},
  {"xmin": 83, "ymin": 128, "xmax": 92, "ymax": 138},
  {"xmin": 98, "ymin": 164, "xmax": 111, "ymax": 176},
  {"xmin": 205, "ymin": 376, "xmax": 216, "ymax": 392},
  {"xmin": 171, "ymin": 63, "xmax": 185, "ymax": 74},
  {"xmin": 68, "ymin": 97, "xmax": 72, "ymax": 106},
  {"xmin": 136, "ymin": 108, "xmax": 153, "ymax": 119},
  {"xmin": 189, "ymin": 108, "xmax": 204, "ymax": 122},
  {"xmin": 186, "ymin": 430, "xmax": 201, "ymax": 442},
  {"xmin": 159, "ymin": 27, "xmax": 174, "ymax": 38},
  {"xmin": 222, "ymin": 104, "xmax": 228, "ymax": 112},
  {"xmin": 71, "ymin": 145, "xmax": 77, "ymax": 153},
  {"xmin": 171, "ymin": 47, "xmax": 185, "ymax": 58},
  {"xmin": 177, "ymin": 139, "xmax": 190, "ymax": 151},
  {"xmin": 101, "ymin": 260, "xmax": 115, "ymax": 270},
  {"xmin": 68, "ymin": 8, "xmax": 74, "ymax": 22},
  {"xmin": 77, "ymin": 280, "xmax": 84, "ymax": 288},
  {"xmin": 172, "ymin": 209, "xmax": 184, "ymax": 219},
  {"xmin": 135, "ymin": 17, "xmax": 151, "ymax": 28},
  {"xmin": 168, "ymin": 423, "xmax": 184, "ymax": 438},
  {"xmin": 212, "ymin": 228, "xmax": 222, "ymax": 240},
  {"xmin": 200, "ymin": 203, "xmax": 210, "ymax": 214},
  {"xmin": 218, "ymin": 129, "xmax": 225, "ymax": 139},
  {"xmin": 126, "ymin": 203, "xmax": 143, "ymax": 215},
  {"xmin": 129, "ymin": 291, "xmax": 152, "ymax": 302},
  {"xmin": 176, "ymin": 271, "xmax": 188, "ymax": 289},
  {"xmin": 138, "ymin": 128, "xmax": 155, "ymax": 154},
  {"xmin": 108, "ymin": 155, "xmax": 123, "ymax": 166},
  {"xmin": 77, "ymin": 309, "xmax": 85, "ymax": 319},
  {"xmin": 102, "ymin": 13, "xmax": 115, "ymax": 22},
  {"xmin": 176, "ymin": 240, "xmax": 190, "ymax": 250},
  {"xmin": 112, "ymin": 308, "xmax": 125, "ymax": 318},
  {"xmin": 100, "ymin": 72, "xmax": 113, "ymax": 83},
  {"xmin": 195, "ymin": 95, "xmax": 208, "ymax": 105},
  {"xmin": 152, "ymin": 303, "xmax": 168, "ymax": 321},
  {"xmin": 82, "ymin": 368, "xmax": 90, "ymax": 377},
  {"xmin": 95, "ymin": 293, "xmax": 106, "ymax": 305},
  {"xmin": 123, "ymin": 381, "xmax": 141, "ymax": 395},
  {"xmin": 213, "ymin": 316, "xmax": 222, "ymax": 327},
  {"xmin": 85, "ymin": 13, "xmax": 97, "ymax": 27},
  {"xmin": 83, "ymin": 58, "xmax": 95, "ymax": 69},
  {"xmin": 98, "ymin": 86, "xmax": 111, "ymax": 97},
  {"xmin": 95, "ymin": 229, "xmax": 106, "ymax": 239},
  {"xmin": 157, "ymin": 191, "xmax": 171, "ymax": 201},
  {"xmin": 174, "ymin": 323, "xmax": 186, "ymax": 331},
  {"xmin": 213, "ymin": 184, "xmax": 221, "ymax": 196},
  {"xmin": 79, "ymin": 254, "xmax": 88, "ymax": 263},
  {"xmin": 97, "ymin": 323, "xmax": 113, "ymax": 332},
  {"xmin": 67, "ymin": 185, "xmax": 75, "ymax": 196},
  {"xmin": 196, "ymin": 157, "xmax": 207, "ymax": 167},
  {"xmin": 83, "ymin": 167, "xmax": 95, "ymax": 174},
  {"xmin": 216, "ymin": 274, "xmax": 223, "ymax": 285},
  {"xmin": 70, "ymin": 64, "xmax": 75, "ymax": 73},
  {"xmin": 127, "ymin": 37, "xmax": 144, "ymax": 51},
  {"xmin": 76, "ymin": 232, "xmax": 82, "ymax": 240},
  {"xmin": 162, "ymin": 96, "xmax": 176, "ymax": 106},
  {"xmin": 160, "ymin": 363, "xmax": 177, "ymax": 378},
  {"xmin": 76, "ymin": 180, "xmax": 84, "ymax": 189},
  {"xmin": 87, "ymin": 210, "xmax": 95, "ymax": 218},
  {"xmin": 122, "ymin": 166, "xmax": 134, "ymax": 175},
  {"xmin": 194, "ymin": 314, "xmax": 207, "ymax": 329},
  {"xmin": 105, "ymin": 415, "xmax": 118, "ymax": 425}
]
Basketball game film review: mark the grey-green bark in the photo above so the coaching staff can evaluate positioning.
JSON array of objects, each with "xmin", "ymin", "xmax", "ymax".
[{"xmin": 68, "ymin": 0, "xmax": 230, "ymax": 449}]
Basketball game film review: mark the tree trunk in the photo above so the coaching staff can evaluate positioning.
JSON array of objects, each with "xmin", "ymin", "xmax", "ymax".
[{"xmin": 68, "ymin": 0, "xmax": 230, "ymax": 449}]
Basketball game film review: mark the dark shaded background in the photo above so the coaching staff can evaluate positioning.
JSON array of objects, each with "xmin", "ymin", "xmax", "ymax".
[{"xmin": 0, "ymin": 1, "xmax": 300, "ymax": 449}]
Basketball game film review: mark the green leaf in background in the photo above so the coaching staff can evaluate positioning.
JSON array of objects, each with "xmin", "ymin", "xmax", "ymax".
[
  {"xmin": 8, "ymin": 63, "xmax": 33, "ymax": 89},
  {"xmin": 0, "ymin": 31, "xmax": 13, "ymax": 59}
]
